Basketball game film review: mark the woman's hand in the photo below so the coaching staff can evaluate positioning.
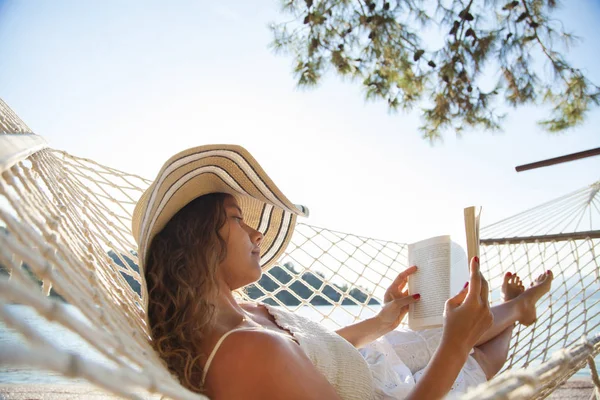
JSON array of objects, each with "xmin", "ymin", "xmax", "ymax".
[
  {"xmin": 336, "ymin": 266, "xmax": 421, "ymax": 347},
  {"xmin": 377, "ymin": 266, "xmax": 420, "ymax": 331},
  {"xmin": 441, "ymin": 256, "xmax": 493, "ymax": 356},
  {"xmin": 405, "ymin": 257, "xmax": 493, "ymax": 400}
]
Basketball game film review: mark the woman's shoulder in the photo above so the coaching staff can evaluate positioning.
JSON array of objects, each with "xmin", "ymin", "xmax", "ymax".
[
  {"xmin": 215, "ymin": 326, "xmax": 297, "ymax": 355},
  {"xmin": 207, "ymin": 328, "xmax": 302, "ymax": 376},
  {"xmin": 204, "ymin": 329, "xmax": 320, "ymax": 398}
]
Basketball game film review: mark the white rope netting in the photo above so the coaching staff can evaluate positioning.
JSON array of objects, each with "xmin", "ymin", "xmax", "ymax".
[
  {"xmin": 0, "ymin": 98, "xmax": 598, "ymax": 399},
  {"xmin": 0, "ymin": 148, "xmax": 204, "ymax": 399},
  {"xmin": 468, "ymin": 181, "xmax": 600, "ymax": 398}
]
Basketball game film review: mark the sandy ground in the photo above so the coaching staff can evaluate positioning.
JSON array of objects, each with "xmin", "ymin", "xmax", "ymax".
[
  {"xmin": 0, "ymin": 379, "xmax": 595, "ymax": 399},
  {"xmin": 546, "ymin": 379, "xmax": 597, "ymax": 399},
  {"xmin": 0, "ymin": 384, "xmax": 165, "ymax": 399}
]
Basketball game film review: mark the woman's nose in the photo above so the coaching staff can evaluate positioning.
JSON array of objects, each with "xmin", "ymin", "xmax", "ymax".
[{"xmin": 253, "ymin": 229, "xmax": 264, "ymax": 246}]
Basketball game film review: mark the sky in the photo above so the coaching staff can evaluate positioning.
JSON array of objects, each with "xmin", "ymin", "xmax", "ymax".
[{"xmin": 1, "ymin": 0, "xmax": 599, "ymax": 249}]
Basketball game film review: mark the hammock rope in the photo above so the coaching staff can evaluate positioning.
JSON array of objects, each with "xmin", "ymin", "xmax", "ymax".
[{"xmin": 0, "ymin": 97, "xmax": 598, "ymax": 399}]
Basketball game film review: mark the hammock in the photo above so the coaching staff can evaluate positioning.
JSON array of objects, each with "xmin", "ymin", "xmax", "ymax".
[{"xmin": 0, "ymin": 97, "xmax": 598, "ymax": 399}]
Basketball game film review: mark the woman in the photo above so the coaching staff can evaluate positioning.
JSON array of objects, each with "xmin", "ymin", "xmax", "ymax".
[{"xmin": 132, "ymin": 144, "xmax": 553, "ymax": 399}]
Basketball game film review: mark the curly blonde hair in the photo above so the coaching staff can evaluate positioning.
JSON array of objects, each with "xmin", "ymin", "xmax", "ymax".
[{"xmin": 145, "ymin": 192, "xmax": 229, "ymax": 393}]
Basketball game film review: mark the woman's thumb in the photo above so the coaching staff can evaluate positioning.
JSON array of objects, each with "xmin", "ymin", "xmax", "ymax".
[{"xmin": 393, "ymin": 294, "xmax": 421, "ymax": 308}]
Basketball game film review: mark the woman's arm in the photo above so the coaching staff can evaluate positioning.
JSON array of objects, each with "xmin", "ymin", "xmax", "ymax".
[
  {"xmin": 407, "ymin": 256, "xmax": 493, "ymax": 399},
  {"xmin": 334, "ymin": 315, "xmax": 390, "ymax": 348},
  {"xmin": 335, "ymin": 295, "xmax": 419, "ymax": 347},
  {"xmin": 408, "ymin": 340, "xmax": 471, "ymax": 399},
  {"xmin": 336, "ymin": 266, "xmax": 420, "ymax": 348}
]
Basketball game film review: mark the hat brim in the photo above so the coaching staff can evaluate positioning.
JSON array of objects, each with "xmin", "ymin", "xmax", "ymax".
[{"xmin": 132, "ymin": 145, "xmax": 309, "ymax": 303}]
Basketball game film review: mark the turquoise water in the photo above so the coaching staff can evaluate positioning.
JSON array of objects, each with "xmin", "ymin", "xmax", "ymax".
[{"xmin": 0, "ymin": 302, "xmax": 597, "ymax": 384}]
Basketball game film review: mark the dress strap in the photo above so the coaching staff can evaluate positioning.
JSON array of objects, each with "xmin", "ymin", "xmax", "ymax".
[{"xmin": 201, "ymin": 327, "xmax": 263, "ymax": 384}]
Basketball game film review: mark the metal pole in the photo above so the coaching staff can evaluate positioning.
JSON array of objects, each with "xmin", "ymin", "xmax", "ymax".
[
  {"xmin": 516, "ymin": 147, "xmax": 600, "ymax": 172},
  {"xmin": 481, "ymin": 230, "xmax": 600, "ymax": 245}
]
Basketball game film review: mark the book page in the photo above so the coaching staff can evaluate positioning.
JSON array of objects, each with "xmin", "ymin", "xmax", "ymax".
[
  {"xmin": 407, "ymin": 235, "xmax": 451, "ymax": 330},
  {"xmin": 464, "ymin": 206, "xmax": 482, "ymax": 262}
]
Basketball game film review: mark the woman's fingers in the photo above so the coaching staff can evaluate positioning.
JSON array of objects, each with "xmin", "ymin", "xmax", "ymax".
[
  {"xmin": 391, "ymin": 265, "xmax": 417, "ymax": 288},
  {"xmin": 378, "ymin": 292, "xmax": 421, "ymax": 328},
  {"xmin": 391, "ymin": 293, "xmax": 421, "ymax": 309},
  {"xmin": 441, "ymin": 257, "xmax": 494, "ymax": 354},
  {"xmin": 465, "ymin": 256, "xmax": 482, "ymax": 303},
  {"xmin": 480, "ymin": 273, "xmax": 490, "ymax": 309},
  {"xmin": 385, "ymin": 265, "xmax": 417, "ymax": 302}
]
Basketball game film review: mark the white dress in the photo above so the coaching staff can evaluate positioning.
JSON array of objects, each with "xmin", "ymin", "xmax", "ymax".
[
  {"xmin": 264, "ymin": 305, "xmax": 487, "ymax": 400},
  {"xmin": 359, "ymin": 328, "xmax": 487, "ymax": 399}
]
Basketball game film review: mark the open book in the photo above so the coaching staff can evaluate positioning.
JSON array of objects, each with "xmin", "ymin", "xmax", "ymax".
[{"xmin": 407, "ymin": 206, "xmax": 481, "ymax": 330}]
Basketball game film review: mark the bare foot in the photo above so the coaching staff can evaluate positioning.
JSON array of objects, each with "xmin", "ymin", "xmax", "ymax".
[
  {"xmin": 502, "ymin": 272, "xmax": 525, "ymax": 302},
  {"xmin": 517, "ymin": 270, "xmax": 554, "ymax": 326}
]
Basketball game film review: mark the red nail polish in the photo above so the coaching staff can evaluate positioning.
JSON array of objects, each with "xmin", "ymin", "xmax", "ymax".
[
  {"xmin": 463, "ymin": 282, "xmax": 469, "ymax": 289},
  {"xmin": 546, "ymin": 270, "xmax": 551, "ymax": 274},
  {"xmin": 474, "ymin": 256, "xmax": 479, "ymax": 264},
  {"xmin": 506, "ymin": 272, "xmax": 512, "ymax": 277},
  {"xmin": 413, "ymin": 294, "xmax": 421, "ymax": 299}
]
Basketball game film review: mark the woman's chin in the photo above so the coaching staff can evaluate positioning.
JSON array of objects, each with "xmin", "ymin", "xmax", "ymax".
[
  {"xmin": 251, "ymin": 265, "xmax": 262, "ymax": 282},
  {"xmin": 236, "ymin": 271, "xmax": 262, "ymax": 290},
  {"xmin": 240, "ymin": 265, "xmax": 262, "ymax": 287}
]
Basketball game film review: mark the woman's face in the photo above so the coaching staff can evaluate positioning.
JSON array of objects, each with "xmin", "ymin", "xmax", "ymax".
[{"xmin": 217, "ymin": 195, "xmax": 264, "ymax": 290}]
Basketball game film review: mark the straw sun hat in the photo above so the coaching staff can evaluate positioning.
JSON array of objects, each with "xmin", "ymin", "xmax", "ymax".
[{"xmin": 132, "ymin": 144, "xmax": 310, "ymax": 286}]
